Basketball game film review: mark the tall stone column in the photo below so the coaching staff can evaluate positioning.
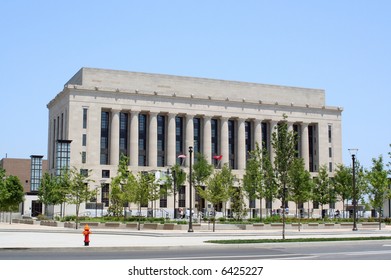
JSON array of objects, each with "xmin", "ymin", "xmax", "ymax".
[
  {"xmin": 167, "ymin": 113, "xmax": 176, "ymax": 167},
  {"xmin": 254, "ymin": 119, "xmax": 263, "ymax": 149},
  {"xmin": 110, "ymin": 109, "xmax": 120, "ymax": 166},
  {"xmin": 237, "ymin": 118, "xmax": 246, "ymax": 170},
  {"xmin": 148, "ymin": 112, "xmax": 158, "ymax": 167},
  {"xmin": 185, "ymin": 114, "xmax": 194, "ymax": 167},
  {"xmin": 220, "ymin": 117, "xmax": 229, "ymax": 167},
  {"xmin": 129, "ymin": 110, "xmax": 139, "ymax": 167},
  {"xmin": 203, "ymin": 116, "xmax": 212, "ymax": 164},
  {"xmin": 301, "ymin": 123, "xmax": 310, "ymax": 171}
]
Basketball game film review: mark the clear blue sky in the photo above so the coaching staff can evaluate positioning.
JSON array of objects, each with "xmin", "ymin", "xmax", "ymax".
[{"xmin": 0, "ymin": 0, "xmax": 390, "ymax": 169}]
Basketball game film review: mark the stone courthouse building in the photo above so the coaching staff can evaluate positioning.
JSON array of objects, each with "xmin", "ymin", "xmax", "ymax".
[{"xmin": 47, "ymin": 67, "xmax": 343, "ymax": 218}]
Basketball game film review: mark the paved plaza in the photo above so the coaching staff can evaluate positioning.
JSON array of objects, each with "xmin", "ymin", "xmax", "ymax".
[{"xmin": 1, "ymin": 222, "xmax": 391, "ymax": 250}]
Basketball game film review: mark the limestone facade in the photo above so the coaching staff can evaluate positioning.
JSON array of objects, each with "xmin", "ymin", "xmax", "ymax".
[{"xmin": 47, "ymin": 67, "xmax": 343, "ymax": 218}]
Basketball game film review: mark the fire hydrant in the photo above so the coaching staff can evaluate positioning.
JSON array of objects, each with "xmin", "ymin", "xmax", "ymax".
[{"xmin": 82, "ymin": 224, "xmax": 91, "ymax": 246}]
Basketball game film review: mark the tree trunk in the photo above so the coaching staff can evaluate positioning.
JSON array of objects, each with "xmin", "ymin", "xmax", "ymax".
[{"xmin": 379, "ymin": 207, "xmax": 382, "ymax": 230}]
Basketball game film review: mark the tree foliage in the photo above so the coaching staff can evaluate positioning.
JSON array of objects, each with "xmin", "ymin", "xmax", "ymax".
[
  {"xmin": 271, "ymin": 115, "xmax": 297, "ymax": 239},
  {"xmin": 0, "ymin": 168, "xmax": 24, "ymax": 213},
  {"xmin": 197, "ymin": 164, "xmax": 234, "ymax": 231},
  {"xmin": 366, "ymin": 155, "xmax": 391, "ymax": 228},
  {"xmin": 288, "ymin": 157, "xmax": 312, "ymax": 216}
]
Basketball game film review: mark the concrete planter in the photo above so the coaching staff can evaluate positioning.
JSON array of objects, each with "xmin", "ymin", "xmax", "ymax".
[
  {"xmin": 126, "ymin": 223, "xmax": 139, "ymax": 229},
  {"xmin": 80, "ymin": 222, "xmax": 100, "ymax": 227},
  {"xmin": 143, "ymin": 223, "xmax": 159, "ymax": 230},
  {"xmin": 270, "ymin": 223, "xmax": 283, "ymax": 227},
  {"xmin": 40, "ymin": 220, "xmax": 58, "ymax": 227},
  {"xmin": 163, "ymin": 223, "xmax": 176, "ymax": 230},
  {"xmin": 104, "ymin": 222, "xmax": 121, "ymax": 228}
]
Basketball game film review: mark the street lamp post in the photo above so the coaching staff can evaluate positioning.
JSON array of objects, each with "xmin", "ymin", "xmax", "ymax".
[
  {"xmin": 349, "ymin": 148, "xmax": 358, "ymax": 231},
  {"xmin": 173, "ymin": 169, "xmax": 177, "ymax": 219},
  {"xmin": 188, "ymin": 146, "xmax": 194, "ymax": 233}
]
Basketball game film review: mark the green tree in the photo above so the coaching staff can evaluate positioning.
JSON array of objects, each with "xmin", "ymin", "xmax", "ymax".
[
  {"xmin": 243, "ymin": 143, "xmax": 265, "ymax": 220},
  {"xmin": 131, "ymin": 172, "xmax": 157, "ymax": 230},
  {"xmin": 312, "ymin": 164, "xmax": 331, "ymax": 218},
  {"xmin": 271, "ymin": 115, "xmax": 297, "ymax": 239},
  {"xmin": 262, "ymin": 147, "xmax": 278, "ymax": 216},
  {"xmin": 110, "ymin": 154, "xmax": 136, "ymax": 218},
  {"xmin": 229, "ymin": 185, "xmax": 247, "ymax": 221},
  {"xmin": 333, "ymin": 164, "xmax": 352, "ymax": 218},
  {"xmin": 66, "ymin": 167, "xmax": 95, "ymax": 229},
  {"xmin": 38, "ymin": 173, "xmax": 68, "ymax": 217},
  {"xmin": 192, "ymin": 152, "xmax": 214, "ymax": 212},
  {"xmin": 0, "ymin": 170, "xmax": 24, "ymax": 223},
  {"xmin": 197, "ymin": 164, "xmax": 234, "ymax": 231},
  {"xmin": 288, "ymin": 157, "xmax": 312, "ymax": 217},
  {"xmin": 366, "ymin": 155, "xmax": 391, "ymax": 230}
]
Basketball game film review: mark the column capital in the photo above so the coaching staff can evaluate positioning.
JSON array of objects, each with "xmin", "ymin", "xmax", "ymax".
[
  {"xmin": 111, "ymin": 108, "xmax": 121, "ymax": 114},
  {"xmin": 149, "ymin": 111, "xmax": 159, "ymax": 117}
]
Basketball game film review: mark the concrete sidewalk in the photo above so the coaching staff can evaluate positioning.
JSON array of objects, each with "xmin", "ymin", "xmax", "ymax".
[{"xmin": 1, "ymin": 222, "xmax": 391, "ymax": 249}]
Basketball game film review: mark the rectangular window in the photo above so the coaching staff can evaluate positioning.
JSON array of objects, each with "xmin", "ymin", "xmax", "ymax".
[
  {"xmin": 228, "ymin": 120, "xmax": 235, "ymax": 169},
  {"xmin": 249, "ymin": 198, "xmax": 256, "ymax": 209},
  {"xmin": 61, "ymin": 113, "xmax": 64, "ymax": 139},
  {"xmin": 159, "ymin": 186, "xmax": 168, "ymax": 208},
  {"xmin": 261, "ymin": 122, "xmax": 268, "ymax": 151},
  {"xmin": 313, "ymin": 201, "xmax": 319, "ymax": 209},
  {"xmin": 178, "ymin": 186, "xmax": 186, "ymax": 208},
  {"xmin": 328, "ymin": 125, "xmax": 332, "ymax": 143},
  {"xmin": 138, "ymin": 114, "xmax": 147, "ymax": 166},
  {"xmin": 55, "ymin": 140, "xmax": 71, "ymax": 176},
  {"xmin": 83, "ymin": 108, "xmax": 88, "ymax": 129},
  {"xmin": 329, "ymin": 162, "xmax": 333, "ymax": 172},
  {"xmin": 82, "ymin": 151, "xmax": 87, "ymax": 164},
  {"xmin": 211, "ymin": 118, "xmax": 219, "ymax": 167},
  {"xmin": 193, "ymin": 117, "xmax": 201, "ymax": 156},
  {"xmin": 80, "ymin": 169, "xmax": 88, "ymax": 177},
  {"xmin": 176, "ymin": 116, "xmax": 184, "ymax": 165},
  {"xmin": 120, "ymin": 112, "xmax": 129, "ymax": 157},
  {"xmin": 329, "ymin": 147, "xmax": 332, "ymax": 158},
  {"xmin": 245, "ymin": 121, "xmax": 252, "ymax": 160},
  {"xmin": 100, "ymin": 111, "xmax": 109, "ymax": 165},
  {"xmin": 157, "ymin": 115, "xmax": 166, "ymax": 167},
  {"xmin": 102, "ymin": 170, "xmax": 110, "ymax": 178},
  {"xmin": 101, "ymin": 183, "xmax": 110, "ymax": 207},
  {"xmin": 30, "ymin": 155, "xmax": 43, "ymax": 192},
  {"xmin": 293, "ymin": 124, "xmax": 300, "ymax": 157},
  {"xmin": 82, "ymin": 134, "xmax": 87, "ymax": 146}
]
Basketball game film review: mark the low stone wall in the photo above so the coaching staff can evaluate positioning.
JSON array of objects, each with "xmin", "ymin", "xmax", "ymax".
[{"xmin": 40, "ymin": 220, "xmax": 58, "ymax": 227}]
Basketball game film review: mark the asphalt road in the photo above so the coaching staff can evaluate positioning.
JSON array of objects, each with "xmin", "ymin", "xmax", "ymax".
[{"xmin": 1, "ymin": 240, "xmax": 391, "ymax": 260}]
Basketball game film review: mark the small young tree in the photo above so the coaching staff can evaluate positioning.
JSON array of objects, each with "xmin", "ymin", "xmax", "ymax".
[
  {"xmin": 288, "ymin": 157, "xmax": 312, "ymax": 218},
  {"xmin": 243, "ymin": 143, "xmax": 265, "ymax": 220},
  {"xmin": 110, "ymin": 154, "xmax": 136, "ymax": 219},
  {"xmin": 271, "ymin": 115, "xmax": 297, "ymax": 239},
  {"xmin": 131, "ymin": 172, "xmax": 157, "ymax": 230},
  {"xmin": 366, "ymin": 155, "xmax": 391, "ymax": 230},
  {"xmin": 66, "ymin": 167, "xmax": 95, "ymax": 229},
  {"xmin": 230, "ymin": 185, "xmax": 247, "ymax": 221},
  {"xmin": 192, "ymin": 152, "xmax": 214, "ymax": 212},
  {"xmin": 333, "ymin": 164, "xmax": 352, "ymax": 218},
  {"xmin": 312, "ymin": 165, "xmax": 331, "ymax": 218},
  {"xmin": 0, "ymin": 173, "xmax": 24, "ymax": 223},
  {"xmin": 197, "ymin": 164, "xmax": 234, "ymax": 232}
]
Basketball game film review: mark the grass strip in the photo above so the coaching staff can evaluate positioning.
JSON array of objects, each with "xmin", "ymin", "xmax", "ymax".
[{"xmin": 205, "ymin": 236, "xmax": 391, "ymax": 244}]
